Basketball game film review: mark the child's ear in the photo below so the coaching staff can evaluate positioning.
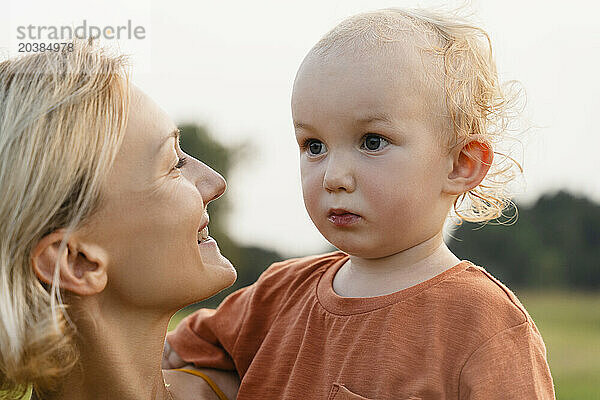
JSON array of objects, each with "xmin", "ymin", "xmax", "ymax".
[
  {"xmin": 443, "ymin": 140, "xmax": 493, "ymax": 196},
  {"xmin": 30, "ymin": 229, "xmax": 108, "ymax": 296}
]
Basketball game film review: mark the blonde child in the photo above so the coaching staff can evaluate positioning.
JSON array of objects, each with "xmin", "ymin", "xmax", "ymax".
[{"xmin": 164, "ymin": 8, "xmax": 554, "ymax": 399}]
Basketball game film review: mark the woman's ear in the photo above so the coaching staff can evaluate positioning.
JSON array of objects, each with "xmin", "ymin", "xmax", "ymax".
[
  {"xmin": 30, "ymin": 229, "xmax": 108, "ymax": 296},
  {"xmin": 443, "ymin": 141, "xmax": 493, "ymax": 196}
]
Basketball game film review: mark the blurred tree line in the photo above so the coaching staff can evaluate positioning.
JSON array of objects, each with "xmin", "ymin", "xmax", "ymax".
[
  {"xmin": 449, "ymin": 191, "xmax": 600, "ymax": 290},
  {"xmin": 179, "ymin": 123, "xmax": 600, "ymax": 311}
]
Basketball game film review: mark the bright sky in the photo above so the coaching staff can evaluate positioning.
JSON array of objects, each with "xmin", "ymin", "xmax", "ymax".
[{"xmin": 3, "ymin": 0, "xmax": 599, "ymax": 257}]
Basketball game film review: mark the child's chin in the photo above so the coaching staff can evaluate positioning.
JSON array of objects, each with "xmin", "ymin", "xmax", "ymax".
[
  {"xmin": 329, "ymin": 240, "xmax": 387, "ymax": 259},
  {"xmin": 320, "ymin": 228, "xmax": 390, "ymax": 258}
]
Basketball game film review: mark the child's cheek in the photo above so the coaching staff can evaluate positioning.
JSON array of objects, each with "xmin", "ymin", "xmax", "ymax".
[
  {"xmin": 300, "ymin": 163, "xmax": 324, "ymax": 217},
  {"xmin": 358, "ymin": 159, "xmax": 400, "ymax": 206}
]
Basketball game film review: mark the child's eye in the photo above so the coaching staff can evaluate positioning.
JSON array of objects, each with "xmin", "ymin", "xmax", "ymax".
[
  {"xmin": 361, "ymin": 134, "xmax": 389, "ymax": 152},
  {"xmin": 302, "ymin": 139, "xmax": 327, "ymax": 156}
]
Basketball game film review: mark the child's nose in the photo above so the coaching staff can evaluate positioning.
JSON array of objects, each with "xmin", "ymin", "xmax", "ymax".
[{"xmin": 323, "ymin": 154, "xmax": 355, "ymax": 193}]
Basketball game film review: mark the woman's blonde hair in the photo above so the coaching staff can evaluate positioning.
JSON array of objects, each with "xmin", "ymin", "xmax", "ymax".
[
  {"xmin": 0, "ymin": 40, "xmax": 129, "ymax": 397},
  {"xmin": 310, "ymin": 7, "xmax": 524, "ymax": 224}
]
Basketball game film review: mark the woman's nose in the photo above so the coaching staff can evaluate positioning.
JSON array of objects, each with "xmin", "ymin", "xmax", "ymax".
[{"xmin": 196, "ymin": 162, "xmax": 227, "ymax": 205}]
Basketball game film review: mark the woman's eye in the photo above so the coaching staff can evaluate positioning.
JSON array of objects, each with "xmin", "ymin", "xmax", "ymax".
[
  {"xmin": 304, "ymin": 139, "xmax": 327, "ymax": 156},
  {"xmin": 361, "ymin": 134, "xmax": 389, "ymax": 152},
  {"xmin": 174, "ymin": 156, "xmax": 188, "ymax": 170}
]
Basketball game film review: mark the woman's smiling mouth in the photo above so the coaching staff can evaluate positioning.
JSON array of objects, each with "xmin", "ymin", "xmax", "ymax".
[
  {"xmin": 197, "ymin": 225, "xmax": 209, "ymax": 243},
  {"xmin": 197, "ymin": 216, "xmax": 212, "ymax": 244}
]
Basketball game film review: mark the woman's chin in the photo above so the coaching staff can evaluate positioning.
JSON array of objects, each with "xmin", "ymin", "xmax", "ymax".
[
  {"xmin": 177, "ymin": 238, "xmax": 238, "ymax": 303},
  {"xmin": 174, "ymin": 260, "xmax": 236, "ymax": 312},
  {"xmin": 199, "ymin": 252, "xmax": 237, "ymax": 292},
  {"xmin": 197, "ymin": 239, "xmax": 235, "ymax": 273},
  {"xmin": 209, "ymin": 255, "xmax": 237, "ymax": 286}
]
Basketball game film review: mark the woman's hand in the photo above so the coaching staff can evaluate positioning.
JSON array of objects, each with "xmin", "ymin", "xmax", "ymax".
[{"xmin": 163, "ymin": 366, "xmax": 240, "ymax": 400}]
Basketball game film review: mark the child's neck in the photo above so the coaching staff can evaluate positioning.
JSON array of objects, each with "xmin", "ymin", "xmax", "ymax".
[{"xmin": 333, "ymin": 232, "xmax": 460, "ymax": 298}]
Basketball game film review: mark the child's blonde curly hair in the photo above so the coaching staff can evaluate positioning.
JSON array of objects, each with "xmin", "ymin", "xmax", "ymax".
[{"xmin": 311, "ymin": 8, "xmax": 524, "ymax": 224}]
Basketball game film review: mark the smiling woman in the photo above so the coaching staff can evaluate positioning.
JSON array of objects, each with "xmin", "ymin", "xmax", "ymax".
[{"xmin": 0, "ymin": 41, "xmax": 238, "ymax": 400}]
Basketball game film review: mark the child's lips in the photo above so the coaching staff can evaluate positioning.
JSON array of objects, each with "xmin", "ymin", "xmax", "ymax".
[{"xmin": 327, "ymin": 208, "xmax": 361, "ymax": 226}]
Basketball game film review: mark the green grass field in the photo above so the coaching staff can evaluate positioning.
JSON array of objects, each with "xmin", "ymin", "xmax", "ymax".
[
  {"xmin": 169, "ymin": 290, "xmax": 600, "ymax": 399},
  {"xmin": 515, "ymin": 290, "xmax": 600, "ymax": 399}
]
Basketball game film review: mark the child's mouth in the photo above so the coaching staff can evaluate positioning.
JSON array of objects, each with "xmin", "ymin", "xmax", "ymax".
[{"xmin": 327, "ymin": 209, "xmax": 361, "ymax": 227}]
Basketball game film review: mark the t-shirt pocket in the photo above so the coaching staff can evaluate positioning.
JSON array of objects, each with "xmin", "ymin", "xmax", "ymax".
[{"xmin": 327, "ymin": 383, "xmax": 373, "ymax": 400}]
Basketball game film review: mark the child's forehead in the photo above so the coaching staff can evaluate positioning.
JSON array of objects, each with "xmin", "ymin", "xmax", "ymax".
[
  {"xmin": 301, "ymin": 32, "xmax": 444, "ymax": 87},
  {"xmin": 293, "ymin": 41, "xmax": 446, "ymax": 119}
]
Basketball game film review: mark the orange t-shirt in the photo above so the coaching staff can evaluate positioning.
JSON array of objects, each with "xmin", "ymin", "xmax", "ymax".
[{"xmin": 168, "ymin": 251, "xmax": 555, "ymax": 399}]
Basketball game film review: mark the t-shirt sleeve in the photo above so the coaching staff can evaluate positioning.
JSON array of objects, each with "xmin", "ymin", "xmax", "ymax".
[
  {"xmin": 458, "ymin": 321, "xmax": 555, "ymax": 399},
  {"xmin": 166, "ymin": 284, "xmax": 254, "ymax": 371}
]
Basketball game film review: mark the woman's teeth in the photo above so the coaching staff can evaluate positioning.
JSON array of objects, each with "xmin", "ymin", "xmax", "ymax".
[{"xmin": 198, "ymin": 226, "xmax": 209, "ymax": 242}]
